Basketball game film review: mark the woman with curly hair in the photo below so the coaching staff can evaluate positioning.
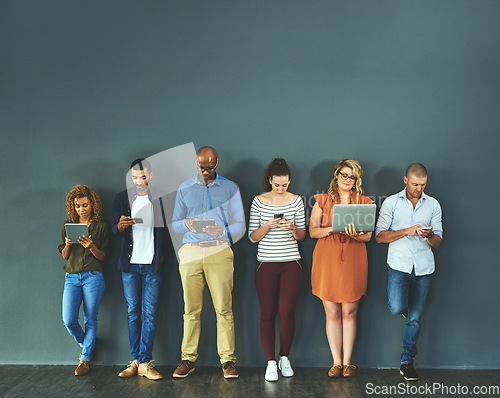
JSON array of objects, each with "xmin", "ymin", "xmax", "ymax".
[
  {"xmin": 58, "ymin": 185, "xmax": 111, "ymax": 376},
  {"xmin": 248, "ymin": 158, "xmax": 306, "ymax": 381},
  {"xmin": 309, "ymin": 159, "xmax": 373, "ymax": 378}
]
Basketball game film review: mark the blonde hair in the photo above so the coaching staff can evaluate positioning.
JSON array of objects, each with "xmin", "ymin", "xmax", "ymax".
[
  {"xmin": 65, "ymin": 185, "xmax": 103, "ymax": 223},
  {"xmin": 327, "ymin": 159, "xmax": 363, "ymax": 199}
]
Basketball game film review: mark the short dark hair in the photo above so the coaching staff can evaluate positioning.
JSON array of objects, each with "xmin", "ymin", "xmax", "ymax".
[
  {"xmin": 263, "ymin": 158, "xmax": 291, "ymax": 191},
  {"xmin": 130, "ymin": 158, "xmax": 152, "ymax": 172},
  {"xmin": 406, "ymin": 163, "xmax": 427, "ymax": 178}
]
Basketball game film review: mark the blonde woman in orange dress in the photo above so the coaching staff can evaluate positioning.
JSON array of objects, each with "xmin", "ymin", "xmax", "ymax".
[{"xmin": 309, "ymin": 159, "xmax": 373, "ymax": 378}]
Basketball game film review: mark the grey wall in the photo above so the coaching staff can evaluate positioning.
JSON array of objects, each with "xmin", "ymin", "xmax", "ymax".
[{"xmin": 1, "ymin": 1, "xmax": 499, "ymax": 369}]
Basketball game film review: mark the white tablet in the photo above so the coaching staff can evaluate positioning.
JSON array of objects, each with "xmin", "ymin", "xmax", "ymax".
[
  {"xmin": 331, "ymin": 204, "xmax": 376, "ymax": 232},
  {"xmin": 64, "ymin": 223, "xmax": 89, "ymax": 244}
]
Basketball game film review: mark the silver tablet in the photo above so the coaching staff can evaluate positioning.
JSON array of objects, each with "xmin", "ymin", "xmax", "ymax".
[
  {"xmin": 331, "ymin": 204, "xmax": 376, "ymax": 232},
  {"xmin": 64, "ymin": 223, "xmax": 89, "ymax": 244}
]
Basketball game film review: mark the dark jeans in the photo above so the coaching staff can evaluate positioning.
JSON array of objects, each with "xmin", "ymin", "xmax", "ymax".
[
  {"xmin": 122, "ymin": 264, "xmax": 162, "ymax": 363},
  {"xmin": 388, "ymin": 267, "xmax": 432, "ymax": 364}
]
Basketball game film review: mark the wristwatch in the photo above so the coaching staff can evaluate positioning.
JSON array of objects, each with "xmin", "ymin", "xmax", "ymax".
[{"xmin": 426, "ymin": 231, "xmax": 434, "ymax": 239}]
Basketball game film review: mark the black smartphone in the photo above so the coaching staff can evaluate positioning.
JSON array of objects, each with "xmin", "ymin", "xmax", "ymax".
[{"xmin": 274, "ymin": 213, "xmax": 284, "ymax": 219}]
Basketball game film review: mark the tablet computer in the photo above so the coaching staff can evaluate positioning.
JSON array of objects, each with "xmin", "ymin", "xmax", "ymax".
[
  {"xmin": 331, "ymin": 204, "xmax": 376, "ymax": 232},
  {"xmin": 64, "ymin": 223, "xmax": 89, "ymax": 244},
  {"xmin": 192, "ymin": 219, "xmax": 216, "ymax": 233}
]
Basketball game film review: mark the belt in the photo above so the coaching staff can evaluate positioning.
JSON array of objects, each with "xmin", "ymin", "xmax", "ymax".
[{"xmin": 188, "ymin": 240, "xmax": 227, "ymax": 248}]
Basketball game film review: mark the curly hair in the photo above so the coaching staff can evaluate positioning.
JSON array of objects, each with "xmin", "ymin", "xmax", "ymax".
[
  {"xmin": 65, "ymin": 185, "xmax": 103, "ymax": 223},
  {"xmin": 327, "ymin": 159, "xmax": 364, "ymax": 200},
  {"xmin": 263, "ymin": 158, "xmax": 291, "ymax": 192}
]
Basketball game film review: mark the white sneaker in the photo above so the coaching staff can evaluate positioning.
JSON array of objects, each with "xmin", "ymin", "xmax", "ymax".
[
  {"xmin": 265, "ymin": 361, "xmax": 278, "ymax": 381},
  {"xmin": 279, "ymin": 356, "xmax": 294, "ymax": 377}
]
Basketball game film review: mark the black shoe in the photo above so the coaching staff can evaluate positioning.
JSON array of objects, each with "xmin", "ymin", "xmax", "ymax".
[{"xmin": 400, "ymin": 363, "xmax": 418, "ymax": 381}]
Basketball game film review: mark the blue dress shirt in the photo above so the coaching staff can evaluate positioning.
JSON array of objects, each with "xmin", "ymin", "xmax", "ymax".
[
  {"xmin": 375, "ymin": 188, "xmax": 443, "ymax": 276},
  {"xmin": 172, "ymin": 174, "xmax": 246, "ymax": 244}
]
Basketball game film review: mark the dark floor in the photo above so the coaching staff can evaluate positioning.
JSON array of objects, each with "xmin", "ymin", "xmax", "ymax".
[{"xmin": 0, "ymin": 365, "xmax": 499, "ymax": 398}]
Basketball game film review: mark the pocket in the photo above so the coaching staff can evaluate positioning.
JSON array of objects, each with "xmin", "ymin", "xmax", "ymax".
[
  {"xmin": 294, "ymin": 260, "xmax": 303, "ymax": 270},
  {"xmin": 256, "ymin": 261, "xmax": 264, "ymax": 273},
  {"xmin": 89, "ymin": 271, "xmax": 103, "ymax": 277},
  {"xmin": 178, "ymin": 244, "xmax": 187, "ymax": 262}
]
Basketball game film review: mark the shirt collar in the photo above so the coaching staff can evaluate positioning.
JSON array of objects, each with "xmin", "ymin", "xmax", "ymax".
[
  {"xmin": 398, "ymin": 188, "xmax": 428, "ymax": 201},
  {"xmin": 194, "ymin": 173, "xmax": 221, "ymax": 187},
  {"xmin": 129, "ymin": 186, "xmax": 154, "ymax": 202}
]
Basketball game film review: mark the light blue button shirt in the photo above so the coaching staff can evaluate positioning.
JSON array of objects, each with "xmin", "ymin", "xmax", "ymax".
[
  {"xmin": 375, "ymin": 188, "xmax": 443, "ymax": 276},
  {"xmin": 172, "ymin": 174, "xmax": 246, "ymax": 244}
]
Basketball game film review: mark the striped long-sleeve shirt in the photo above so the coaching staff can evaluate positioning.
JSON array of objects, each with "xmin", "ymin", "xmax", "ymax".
[{"xmin": 248, "ymin": 195, "xmax": 305, "ymax": 262}]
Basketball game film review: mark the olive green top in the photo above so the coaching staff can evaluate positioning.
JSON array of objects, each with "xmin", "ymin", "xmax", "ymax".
[{"xmin": 58, "ymin": 221, "xmax": 111, "ymax": 273}]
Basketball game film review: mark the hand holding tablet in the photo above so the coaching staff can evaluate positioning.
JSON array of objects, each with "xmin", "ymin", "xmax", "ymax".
[
  {"xmin": 65, "ymin": 223, "xmax": 89, "ymax": 245},
  {"xmin": 331, "ymin": 204, "xmax": 376, "ymax": 233}
]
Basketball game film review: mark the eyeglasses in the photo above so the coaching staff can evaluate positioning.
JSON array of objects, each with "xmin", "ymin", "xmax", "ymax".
[
  {"xmin": 198, "ymin": 165, "xmax": 217, "ymax": 173},
  {"xmin": 338, "ymin": 171, "xmax": 357, "ymax": 182}
]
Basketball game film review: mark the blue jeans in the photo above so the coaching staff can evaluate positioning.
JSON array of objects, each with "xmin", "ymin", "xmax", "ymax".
[
  {"xmin": 122, "ymin": 264, "xmax": 162, "ymax": 363},
  {"xmin": 62, "ymin": 271, "xmax": 105, "ymax": 362},
  {"xmin": 388, "ymin": 267, "xmax": 432, "ymax": 365}
]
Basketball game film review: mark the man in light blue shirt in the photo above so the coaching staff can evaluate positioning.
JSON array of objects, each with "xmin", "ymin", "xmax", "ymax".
[
  {"xmin": 375, "ymin": 163, "xmax": 442, "ymax": 382},
  {"xmin": 171, "ymin": 146, "xmax": 245, "ymax": 379}
]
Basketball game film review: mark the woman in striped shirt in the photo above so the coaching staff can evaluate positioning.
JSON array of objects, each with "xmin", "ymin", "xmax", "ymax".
[{"xmin": 248, "ymin": 158, "xmax": 306, "ymax": 382}]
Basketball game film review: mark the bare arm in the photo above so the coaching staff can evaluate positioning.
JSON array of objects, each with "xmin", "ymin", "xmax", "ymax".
[
  {"xmin": 426, "ymin": 234, "xmax": 442, "ymax": 248},
  {"xmin": 79, "ymin": 235, "xmax": 106, "ymax": 262},
  {"xmin": 279, "ymin": 217, "xmax": 306, "ymax": 241},
  {"xmin": 61, "ymin": 237, "xmax": 72, "ymax": 260},
  {"xmin": 344, "ymin": 223, "xmax": 372, "ymax": 243},
  {"xmin": 376, "ymin": 225, "xmax": 420, "ymax": 243},
  {"xmin": 309, "ymin": 203, "xmax": 332, "ymax": 239},
  {"xmin": 418, "ymin": 227, "xmax": 442, "ymax": 248},
  {"xmin": 250, "ymin": 218, "xmax": 280, "ymax": 242}
]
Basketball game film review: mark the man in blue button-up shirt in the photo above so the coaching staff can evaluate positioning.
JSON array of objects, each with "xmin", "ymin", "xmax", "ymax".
[
  {"xmin": 171, "ymin": 146, "xmax": 245, "ymax": 379},
  {"xmin": 375, "ymin": 163, "xmax": 442, "ymax": 382}
]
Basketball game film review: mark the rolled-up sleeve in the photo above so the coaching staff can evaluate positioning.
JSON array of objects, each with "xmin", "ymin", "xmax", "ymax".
[
  {"xmin": 430, "ymin": 199, "xmax": 443, "ymax": 238},
  {"xmin": 375, "ymin": 197, "xmax": 394, "ymax": 237}
]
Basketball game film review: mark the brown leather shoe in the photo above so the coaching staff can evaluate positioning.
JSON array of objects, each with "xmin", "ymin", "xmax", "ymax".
[
  {"xmin": 172, "ymin": 360, "xmax": 195, "ymax": 378},
  {"xmin": 118, "ymin": 360, "xmax": 139, "ymax": 377},
  {"xmin": 138, "ymin": 361, "xmax": 164, "ymax": 380},
  {"xmin": 75, "ymin": 360, "xmax": 90, "ymax": 376},
  {"xmin": 343, "ymin": 364, "xmax": 357, "ymax": 377},
  {"xmin": 222, "ymin": 361, "xmax": 239, "ymax": 379},
  {"xmin": 328, "ymin": 365, "xmax": 342, "ymax": 377}
]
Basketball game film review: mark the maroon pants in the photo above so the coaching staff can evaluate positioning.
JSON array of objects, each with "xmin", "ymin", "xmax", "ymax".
[{"xmin": 255, "ymin": 260, "xmax": 303, "ymax": 361}]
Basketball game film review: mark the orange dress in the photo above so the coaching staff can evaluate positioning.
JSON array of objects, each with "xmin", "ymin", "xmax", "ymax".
[{"xmin": 311, "ymin": 193, "xmax": 374, "ymax": 303}]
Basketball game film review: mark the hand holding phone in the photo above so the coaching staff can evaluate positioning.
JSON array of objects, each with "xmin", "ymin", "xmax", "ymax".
[
  {"xmin": 418, "ymin": 226, "xmax": 433, "ymax": 238},
  {"xmin": 118, "ymin": 215, "xmax": 136, "ymax": 232}
]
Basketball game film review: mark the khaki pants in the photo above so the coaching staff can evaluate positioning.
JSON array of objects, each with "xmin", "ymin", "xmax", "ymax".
[{"xmin": 178, "ymin": 243, "xmax": 236, "ymax": 364}]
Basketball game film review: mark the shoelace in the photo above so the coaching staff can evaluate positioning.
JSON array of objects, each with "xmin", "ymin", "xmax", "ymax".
[{"xmin": 146, "ymin": 360, "xmax": 156, "ymax": 369}]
